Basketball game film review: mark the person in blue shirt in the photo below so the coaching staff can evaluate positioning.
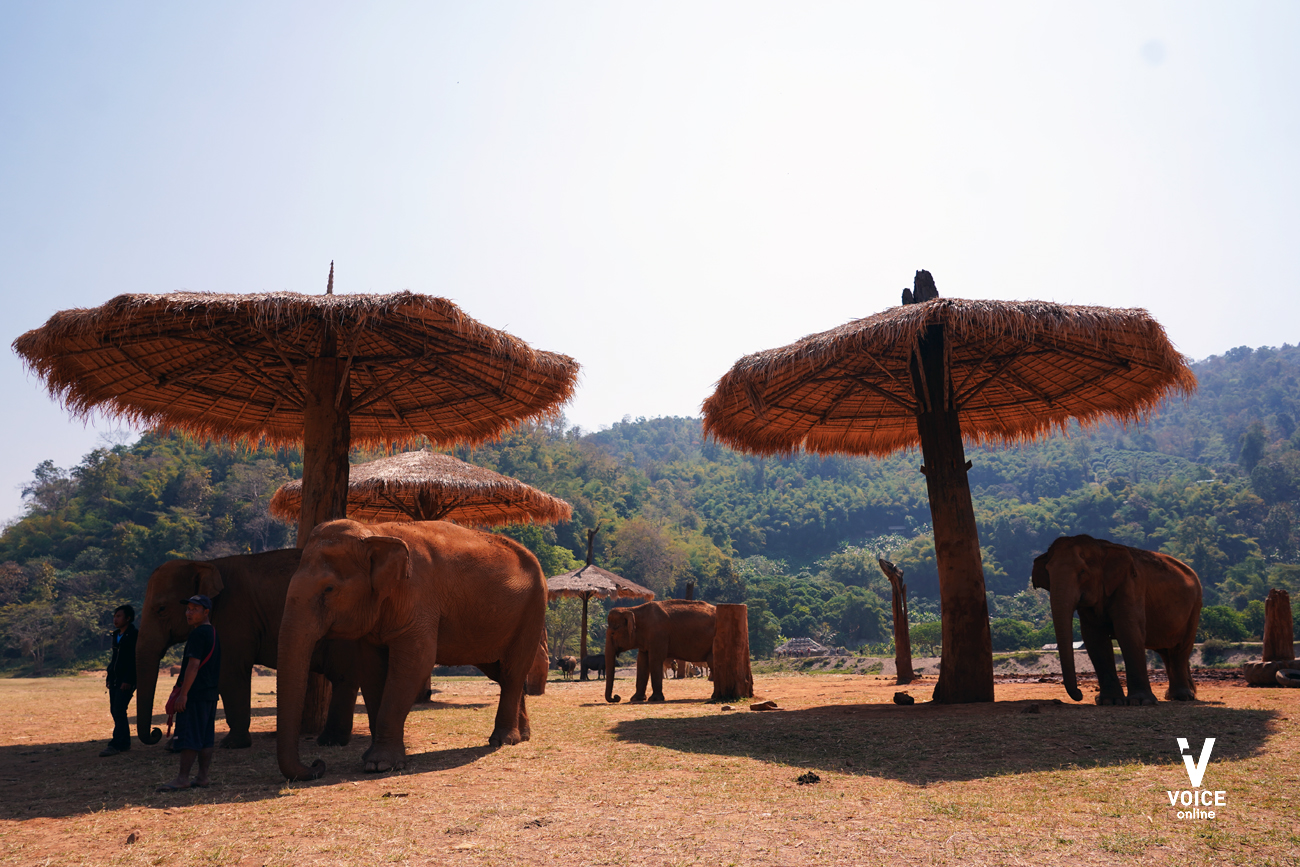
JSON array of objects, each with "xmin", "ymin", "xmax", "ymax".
[
  {"xmin": 99, "ymin": 605, "xmax": 137, "ymax": 757},
  {"xmin": 157, "ymin": 595, "xmax": 221, "ymax": 791}
]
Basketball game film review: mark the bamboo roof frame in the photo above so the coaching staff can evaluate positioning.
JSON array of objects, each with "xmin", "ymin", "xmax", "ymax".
[
  {"xmin": 702, "ymin": 296, "xmax": 1197, "ymax": 457},
  {"xmin": 13, "ymin": 290, "xmax": 579, "ymax": 450},
  {"xmin": 268, "ymin": 449, "xmax": 572, "ymax": 527},
  {"xmin": 546, "ymin": 565, "xmax": 656, "ymax": 603}
]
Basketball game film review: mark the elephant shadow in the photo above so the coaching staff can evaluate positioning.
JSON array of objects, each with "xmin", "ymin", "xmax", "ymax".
[{"xmin": 610, "ymin": 699, "xmax": 1280, "ymax": 784}]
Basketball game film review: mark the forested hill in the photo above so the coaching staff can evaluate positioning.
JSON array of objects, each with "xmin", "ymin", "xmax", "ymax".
[{"xmin": 4, "ymin": 344, "xmax": 1300, "ymax": 671}]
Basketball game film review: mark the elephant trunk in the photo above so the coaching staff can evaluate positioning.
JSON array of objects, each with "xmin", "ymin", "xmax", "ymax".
[
  {"xmin": 605, "ymin": 642, "xmax": 621, "ymax": 703},
  {"xmin": 276, "ymin": 613, "xmax": 327, "ymax": 781},
  {"xmin": 1051, "ymin": 591, "xmax": 1084, "ymax": 702},
  {"xmin": 133, "ymin": 629, "xmax": 169, "ymax": 745}
]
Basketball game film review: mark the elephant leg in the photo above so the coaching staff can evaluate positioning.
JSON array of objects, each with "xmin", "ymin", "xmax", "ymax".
[
  {"xmin": 217, "ymin": 666, "xmax": 253, "ymax": 749},
  {"xmin": 355, "ymin": 642, "xmax": 388, "ymax": 744},
  {"xmin": 1114, "ymin": 620, "xmax": 1156, "ymax": 705},
  {"xmin": 362, "ymin": 640, "xmax": 429, "ymax": 773},
  {"xmin": 1162, "ymin": 642, "xmax": 1197, "ymax": 701},
  {"xmin": 1079, "ymin": 614, "xmax": 1124, "ymax": 705},
  {"xmin": 648, "ymin": 650, "xmax": 667, "ymax": 702},
  {"xmin": 631, "ymin": 654, "xmax": 650, "ymax": 702},
  {"xmin": 317, "ymin": 641, "xmax": 360, "ymax": 746}
]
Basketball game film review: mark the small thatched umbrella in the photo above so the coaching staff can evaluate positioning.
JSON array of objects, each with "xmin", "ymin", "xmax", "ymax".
[
  {"xmin": 269, "ymin": 449, "xmax": 572, "ymax": 527},
  {"xmin": 703, "ymin": 270, "xmax": 1195, "ymax": 704},
  {"xmin": 546, "ymin": 528, "xmax": 655, "ymax": 681}
]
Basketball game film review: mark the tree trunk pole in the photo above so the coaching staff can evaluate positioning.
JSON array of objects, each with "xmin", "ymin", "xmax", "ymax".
[
  {"xmin": 1263, "ymin": 589, "xmax": 1295, "ymax": 662},
  {"xmin": 579, "ymin": 593, "xmax": 590, "ymax": 681},
  {"xmin": 711, "ymin": 603, "xmax": 753, "ymax": 700},
  {"xmin": 910, "ymin": 322, "xmax": 995, "ymax": 703},
  {"xmin": 295, "ymin": 354, "xmax": 353, "ymax": 732},
  {"xmin": 879, "ymin": 559, "xmax": 914, "ymax": 684}
]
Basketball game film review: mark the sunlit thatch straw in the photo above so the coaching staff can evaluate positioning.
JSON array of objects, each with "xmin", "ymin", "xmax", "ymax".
[
  {"xmin": 269, "ymin": 449, "xmax": 573, "ymax": 526},
  {"xmin": 12, "ymin": 290, "xmax": 578, "ymax": 450},
  {"xmin": 702, "ymin": 296, "xmax": 1196, "ymax": 458},
  {"xmin": 12, "ymin": 287, "xmax": 579, "ymax": 545},
  {"xmin": 702, "ymin": 270, "xmax": 1197, "ymax": 706}
]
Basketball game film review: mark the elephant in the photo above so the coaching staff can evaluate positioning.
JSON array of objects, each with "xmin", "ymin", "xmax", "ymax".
[
  {"xmin": 275, "ymin": 519, "xmax": 547, "ymax": 781},
  {"xmin": 1031, "ymin": 534, "xmax": 1202, "ymax": 705},
  {"xmin": 605, "ymin": 600, "xmax": 716, "ymax": 703},
  {"xmin": 135, "ymin": 549, "xmax": 361, "ymax": 749}
]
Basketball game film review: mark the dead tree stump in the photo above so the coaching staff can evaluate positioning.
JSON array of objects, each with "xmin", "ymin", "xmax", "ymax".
[
  {"xmin": 1263, "ymin": 589, "xmax": 1295, "ymax": 662},
  {"xmin": 711, "ymin": 603, "xmax": 753, "ymax": 700},
  {"xmin": 878, "ymin": 558, "xmax": 914, "ymax": 685}
]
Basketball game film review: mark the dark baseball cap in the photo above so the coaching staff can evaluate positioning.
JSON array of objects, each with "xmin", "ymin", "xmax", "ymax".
[{"xmin": 181, "ymin": 594, "xmax": 212, "ymax": 609}]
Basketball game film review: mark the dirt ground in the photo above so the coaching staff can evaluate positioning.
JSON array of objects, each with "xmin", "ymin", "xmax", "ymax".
[{"xmin": 0, "ymin": 665, "xmax": 1296, "ymax": 866}]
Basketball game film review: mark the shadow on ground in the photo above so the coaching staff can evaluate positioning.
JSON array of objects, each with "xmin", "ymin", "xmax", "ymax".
[
  {"xmin": 0, "ymin": 733, "xmax": 490, "ymax": 820},
  {"xmin": 611, "ymin": 698, "xmax": 1280, "ymax": 783}
]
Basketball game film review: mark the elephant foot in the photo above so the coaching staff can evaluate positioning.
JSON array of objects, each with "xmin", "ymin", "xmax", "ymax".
[
  {"xmin": 1126, "ymin": 692, "xmax": 1158, "ymax": 706},
  {"xmin": 629, "ymin": 694, "xmax": 647, "ymax": 703},
  {"xmin": 489, "ymin": 727, "xmax": 523, "ymax": 748},
  {"xmin": 317, "ymin": 730, "xmax": 352, "ymax": 747},
  {"xmin": 648, "ymin": 693, "xmax": 666, "ymax": 703},
  {"xmin": 219, "ymin": 732, "xmax": 253, "ymax": 749},
  {"xmin": 1166, "ymin": 686, "xmax": 1197, "ymax": 701},
  {"xmin": 1095, "ymin": 693, "xmax": 1126, "ymax": 706},
  {"xmin": 362, "ymin": 744, "xmax": 407, "ymax": 773}
]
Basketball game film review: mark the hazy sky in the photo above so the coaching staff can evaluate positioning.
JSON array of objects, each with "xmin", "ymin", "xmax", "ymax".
[{"xmin": 3, "ymin": 2, "xmax": 1298, "ymax": 522}]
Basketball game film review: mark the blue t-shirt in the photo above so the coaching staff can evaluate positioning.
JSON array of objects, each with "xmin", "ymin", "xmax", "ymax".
[{"xmin": 181, "ymin": 623, "xmax": 221, "ymax": 703}]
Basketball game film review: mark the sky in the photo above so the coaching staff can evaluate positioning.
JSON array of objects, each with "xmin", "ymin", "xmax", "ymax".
[{"xmin": 2, "ymin": 2, "xmax": 1298, "ymax": 523}]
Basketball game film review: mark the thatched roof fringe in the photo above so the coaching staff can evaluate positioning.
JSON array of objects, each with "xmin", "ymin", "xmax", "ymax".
[{"xmin": 702, "ymin": 297, "xmax": 1196, "ymax": 458}]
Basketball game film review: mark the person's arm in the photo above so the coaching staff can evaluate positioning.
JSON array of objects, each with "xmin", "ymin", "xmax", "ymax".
[
  {"xmin": 119, "ymin": 629, "xmax": 137, "ymax": 691},
  {"xmin": 174, "ymin": 656, "xmax": 201, "ymax": 712}
]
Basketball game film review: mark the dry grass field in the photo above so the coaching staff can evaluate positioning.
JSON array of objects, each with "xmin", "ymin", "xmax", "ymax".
[{"xmin": 0, "ymin": 667, "xmax": 1296, "ymax": 866}]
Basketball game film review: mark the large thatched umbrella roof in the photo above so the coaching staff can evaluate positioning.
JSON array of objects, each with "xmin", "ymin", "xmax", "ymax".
[
  {"xmin": 702, "ymin": 270, "xmax": 1196, "ymax": 705},
  {"xmin": 13, "ymin": 287, "xmax": 579, "ymax": 543},
  {"xmin": 268, "ymin": 449, "xmax": 573, "ymax": 526},
  {"xmin": 13, "ymin": 290, "xmax": 578, "ymax": 449},
  {"xmin": 703, "ymin": 296, "xmax": 1196, "ymax": 458}
]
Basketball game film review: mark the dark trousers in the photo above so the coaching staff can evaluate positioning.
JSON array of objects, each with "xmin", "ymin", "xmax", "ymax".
[{"xmin": 109, "ymin": 686, "xmax": 134, "ymax": 750}]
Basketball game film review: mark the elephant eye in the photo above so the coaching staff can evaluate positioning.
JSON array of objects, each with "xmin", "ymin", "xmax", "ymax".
[{"xmin": 324, "ymin": 585, "xmax": 336, "ymax": 593}]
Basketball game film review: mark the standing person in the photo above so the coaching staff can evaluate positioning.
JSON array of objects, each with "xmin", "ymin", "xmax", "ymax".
[
  {"xmin": 157, "ymin": 595, "xmax": 221, "ymax": 791},
  {"xmin": 100, "ymin": 605, "xmax": 138, "ymax": 757}
]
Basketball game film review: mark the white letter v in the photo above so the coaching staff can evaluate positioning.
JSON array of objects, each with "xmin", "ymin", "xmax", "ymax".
[{"xmin": 1181, "ymin": 738, "xmax": 1215, "ymax": 788}]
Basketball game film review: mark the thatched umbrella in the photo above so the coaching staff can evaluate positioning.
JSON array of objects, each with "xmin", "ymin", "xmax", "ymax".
[
  {"xmin": 546, "ymin": 528, "xmax": 655, "ymax": 681},
  {"xmin": 268, "ymin": 449, "xmax": 572, "ymax": 527},
  {"xmin": 14, "ymin": 282, "xmax": 579, "ymax": 727},
  {"xmin": 13, "ymin": 287, "xmax": 579, "ymax": 543},
  {"xmin": 702, "ymin": 270, "xmax": 1195, "ymax": 704}
]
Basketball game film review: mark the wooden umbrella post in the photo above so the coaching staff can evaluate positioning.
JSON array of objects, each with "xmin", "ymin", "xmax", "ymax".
[
  {"xmin": 711, "ymin": 604, "xmax": 753, "ymax": 700},
  {"xmin": 296, "ymin": 354, "xmax": 354, "ymax": 733},
  {"xmin": 878, "ymin": 559, "xmax": 914, "ymax": 685},
  {"xmin": 579, "ymin": 591, "xmax": 591, "ymax": 681},
  {"xmin": 910, "ymin": 320, "xmax": 995, "ymax": 704}
]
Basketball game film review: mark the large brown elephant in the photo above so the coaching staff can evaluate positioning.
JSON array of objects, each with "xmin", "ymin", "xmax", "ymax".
[
  {"xmin": 275, "ymin": 519, "xmax": 547, "ymax": 781},
  {"xmin": 605, "ymin": 600, "xmax": 716, "ymax": 703},
  {"xmin": 1031, "ymin": 535, "xmax": 1201, "ymax": 705},
  {"xmin": 135, "ymin": 549, "xmax": 361, "ymax": 748}
]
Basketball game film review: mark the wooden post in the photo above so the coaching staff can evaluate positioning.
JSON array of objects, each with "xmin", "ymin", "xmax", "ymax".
[
  {"xmin": 878, "ymin": 559, "xmax": 914, "ymax": 684},
  {"xmin": 711, "ymin": 603, "xmax": 753, "ymax": 700},
  {"xmin": 909, "ymin": 311, "xmax": 995, "ymax": 704},
  {"xmin": 1263, "ymin": 589, "xmax": 1295, "ymax": 662},
  {"xmin": 578, "ymin": 593, "xmax": 591, "ymax": 681},
  {"xmin": 675, "ymin": 582, "xmax": 695, "ymax": 679},
  {"xmin": 296, "ymin": 354, "xmax": 353, "ymax": 733}
]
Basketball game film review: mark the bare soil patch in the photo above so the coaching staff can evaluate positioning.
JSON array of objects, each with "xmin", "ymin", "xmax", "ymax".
[{"xmin": 1, "ymin": 668, "xmax": 1296, "ymax": 866}]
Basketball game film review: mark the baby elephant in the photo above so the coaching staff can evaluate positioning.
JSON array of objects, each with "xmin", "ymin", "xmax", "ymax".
[{"xmin": 1032, "ymin": 535, "xmax": 1201, "ymax": 705}]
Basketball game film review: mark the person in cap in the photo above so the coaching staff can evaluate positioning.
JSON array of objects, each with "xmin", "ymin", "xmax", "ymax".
[
  {"xmin": 157, "ymin": 594, "xmax": 221, "ymax": 791},
  {"xmin": 99, "ymin": 605, "xmax": 138, "ymax": 757}
]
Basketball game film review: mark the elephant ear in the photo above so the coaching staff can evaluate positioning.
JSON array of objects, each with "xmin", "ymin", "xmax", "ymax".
[
  {"xmin": 366, "ymin": 536, "xmax": 410, "ymax": 602},
  {"xmin": 1030, "ymin": 551, "xmax": 1052, "ymax": 591},
  {"xmin": 193, "ymin": 562, "xmax": 225, "ymax": 600},
  {"xmin": 625, "ymin": 611, "xmax": 637, "ymax": 648}
]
